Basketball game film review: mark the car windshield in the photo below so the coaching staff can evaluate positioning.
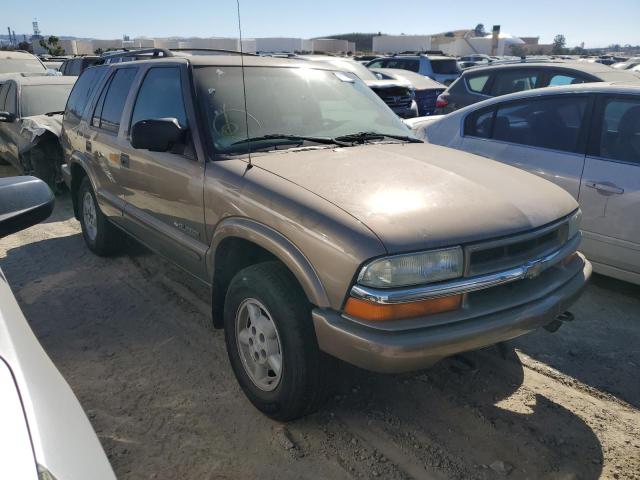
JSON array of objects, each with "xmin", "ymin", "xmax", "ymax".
[
  {"xmin": 0, "ymin": 58, "xmax": 46, "ymax": 74},
  {"xmin": 430, "ymin": 59, "xmax": 461, "ymax": 74},
  {"xmin": 194, "ymin": 65, "xmax": 413, "ymax": 154},
  {"xmin": 21, "ymin": 84, "xmax": 75, "ymax": 117}
]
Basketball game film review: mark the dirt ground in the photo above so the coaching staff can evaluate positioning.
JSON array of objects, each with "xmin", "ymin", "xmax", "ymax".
[{"xmin": 1, "ymin": 167, "xmax": 639, "ymax": 479}]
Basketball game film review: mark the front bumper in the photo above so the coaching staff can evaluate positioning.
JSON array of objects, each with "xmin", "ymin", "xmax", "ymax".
[{"xmin": 312, "ymin": 254, "xmax": 591, "ymax": 373}]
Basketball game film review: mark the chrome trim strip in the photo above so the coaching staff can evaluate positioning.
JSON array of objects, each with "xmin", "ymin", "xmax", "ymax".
[{"xmin": 350, "ymin": 234, "xmax": 581, "ymax": 305}]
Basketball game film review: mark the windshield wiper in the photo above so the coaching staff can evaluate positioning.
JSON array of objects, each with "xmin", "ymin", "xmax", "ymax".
[
  {"xmin": 231, "ymin": 134, "xmax": 349, "ymax": 147},
  {"xmin": 44, "ymin": 111, "xmax": 65, "ymax": 116},
  {"xmin": 333, "ymin": 131, "xmax": 423, "ymax": 144}
]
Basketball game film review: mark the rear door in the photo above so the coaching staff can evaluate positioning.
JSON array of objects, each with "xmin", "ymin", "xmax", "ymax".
[
  {"xmin": 118, "ymin": 64, "xmax": 207, "ymax": 278},
  {"xmin": 461, "ymin": 94, "xmax": 590, "ymax": 198},
  {"xmin": 86, "ymin": 67, "xmax": 138, "ymax": 220},
  {"xmin": 579, "ymin": 94, "xmax": 640, "ymax": 281}
]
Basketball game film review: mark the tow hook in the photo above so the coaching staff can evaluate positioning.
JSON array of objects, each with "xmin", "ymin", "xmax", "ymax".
[{"xmin": 544, "ymin": 311, "xmax": 575, "ymax": 333}]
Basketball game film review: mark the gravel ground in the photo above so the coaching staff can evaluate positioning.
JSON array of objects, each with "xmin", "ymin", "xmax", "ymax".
[{"xmin": 1, "ymin": 169, "xmax": 639, "ymax": 479}]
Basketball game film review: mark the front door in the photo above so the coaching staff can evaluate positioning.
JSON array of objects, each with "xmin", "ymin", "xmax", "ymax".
[
  {"xmin": 579, "ymin": 95, "xmax": 640, "ymax": 282},
  {"xmin": 119, "ymin": 65, "xmax": 207, "ymax": 279}
]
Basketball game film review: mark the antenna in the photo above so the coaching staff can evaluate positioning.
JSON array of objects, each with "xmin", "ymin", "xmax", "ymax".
[{"xmin": 236, "ymin": 0, "xmax": 252, "ymax": 168}]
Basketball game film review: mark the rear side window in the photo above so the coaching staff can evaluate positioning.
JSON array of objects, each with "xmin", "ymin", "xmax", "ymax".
[
  {"xmin": 5, "ymin": 83, "xmax": 17, "ymax": 115},
  {"xmin": 466, "ymin": 74, "xmax": 490, "ymax": 93},
  {"xmin": 386, "ymin": 59, "xmax": 420, "ymax": 72},
  {"xmin": 430, "ymin": 59, "xmax": 460, "ymax": 74},
  {"xmin": 0, "ymin": 84, "xmax": 8, "ymax": 110},
  {"xmin": 92, "ymin": 68, "xmax": 137, "ymax": 133},
  {"xmin": 67, "ymin": 59, "xmax": 82, "ymax": 76},
  {"xmin": 598, "ymin": 98, "xmax": 640, "ymax": 164},
  {"xmin": 131, "ymin": 67, "xmax": 187, "ymax": 128},
  {"xmin": 490, "ymin": 70, "xmax": 540, "ymax": 96},
  {"xmin": 548, "ymin": 73, "xmax": 588, "ymax": 87},
  {"xmin": 464, "ymin": 108, "xmax": 494, "ymax": 138},
  {"xmin": 492, "ymin": 96, "xmax": 587, "ymax": 153},
  {"xmin": 65, "ymin": 68, "xmax": 107, "ymax": 123}
]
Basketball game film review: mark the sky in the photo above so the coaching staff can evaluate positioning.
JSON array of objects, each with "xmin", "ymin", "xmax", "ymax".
[{"xmin": 3, "ymin": 0, "xmax": 639, "ymax": 48}]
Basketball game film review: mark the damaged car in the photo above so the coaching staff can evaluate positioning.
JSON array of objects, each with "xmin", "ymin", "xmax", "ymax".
[{"xmin": 0, "ymin": 75, "xmax": 76, "ymax": 190}]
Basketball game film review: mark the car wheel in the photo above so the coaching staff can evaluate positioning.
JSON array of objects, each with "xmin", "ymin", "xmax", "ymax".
[
  {"xmin": 31, "ymin": 145, "xmax": 60, "ymax": 193},
  {"xmin": 224, "ymin": 261, "xmax": 331, "ymax": 421},
  {"xmin": 78, "ymin": 176, "xmax": 121, "ymax": 256}
]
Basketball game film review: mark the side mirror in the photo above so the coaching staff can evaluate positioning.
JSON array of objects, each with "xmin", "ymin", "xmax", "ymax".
[
  {"xmin": 131, "ymin": 118, "xmax": 186, "ymax": 152},
  {"xmin": 0, "ymin": 111, "xmax": 16, "ymax": 123},
  {"xmin": 0, "ymin": 176, "xmax": 54, "ymax": 238}
]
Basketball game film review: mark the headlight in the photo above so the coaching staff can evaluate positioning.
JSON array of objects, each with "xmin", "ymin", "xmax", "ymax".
[
  {"xmin": 358, "ymin": 247, "xmax": 463, "ymax": 288},
  {"xmin": 568, "ymin": 209, "xmax": 582, "ymax": 240}
]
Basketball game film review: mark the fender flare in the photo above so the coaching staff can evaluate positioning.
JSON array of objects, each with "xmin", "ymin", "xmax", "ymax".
[{"xmin": 207, "ymin": 217, "xmax": 331, "ymax": 308}]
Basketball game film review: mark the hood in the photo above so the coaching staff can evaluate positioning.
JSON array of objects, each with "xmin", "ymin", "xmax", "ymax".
[{"xmin": 252, "ymin": 143, "xmax": 577, "ymax": 253}]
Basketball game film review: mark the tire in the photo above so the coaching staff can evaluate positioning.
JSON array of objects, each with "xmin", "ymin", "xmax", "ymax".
[
  {"xmin": 224, "ymin": 261, "xmax": 331, "ymax": 421},
  {"xmin": 78, "ymin": 176, "xmax": 122, "ymax": 256},
  {"xmin": 31, "ymin": 145, "xmax": 60, "ymax": 193}
]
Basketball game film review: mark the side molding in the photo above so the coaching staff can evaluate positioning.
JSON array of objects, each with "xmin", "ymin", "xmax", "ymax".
[{"xmin": 208, "ymin": 217, "xmax": 331, "ymax": 308}]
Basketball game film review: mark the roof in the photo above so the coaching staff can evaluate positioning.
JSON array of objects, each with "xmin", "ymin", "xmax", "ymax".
[
  {"xmin": 6, "ymin": 75, "xmax": 77, "ymax": 86},
  {"xmin": 463, "ymin": 60, "xmax": 629, "ymax": 76},
  {"xmin": 455, "ymin": 82, "xmax": 640, "ymax": 113},
  {"xmin": 0, "ymin": 51, "xmax": 40, "ymax": 60}
]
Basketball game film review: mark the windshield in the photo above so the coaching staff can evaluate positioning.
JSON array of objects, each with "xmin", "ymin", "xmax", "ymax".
[
  {"xmin": 0, "ymin": 58, "xmax": 46, "ymax": 74},
  {"xmin": 21, "ymin": 84, "xmax": 75, "ymax": 117},
  {"xmin": 194, "ymin": 65, "xmax": 412, "ymax": 154},
  {"xmin": 430, "ymin": 59, "xmax": 461, "ymax": 74}
]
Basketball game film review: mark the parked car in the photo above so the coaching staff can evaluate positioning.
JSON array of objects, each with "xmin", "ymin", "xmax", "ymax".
[
  {"xmin": 370, "ymin": 67, "xmax": 446, "ymax": 116},
  {"xmin": 460, "ymin": 54, "xmax": 492, "ymax": 65},
  {"xmin": 435, "ymin": 61, "xmax": 640, "ymax": 113},
  {"xmin": 612, "ymin": 57, "xmax": 640, "ymax": 70},
  {"xmin": 59, "ymin": 56, "xmax": 101, "ymax": 76},
  {"xmin": 0, "ymin": 176, "xmax": 116, "ymax": 480},
  {"xmin": 0, "ymin": 50, "xmax": 47, "ymax": 75},
  {"xmin": 366, "ymin": 54, "xmax": 461, "ymax": 85},
  {"xmin": 414, "ymin": 83, "xmax": 640, "ymax": 285},
  {"xmin": 297, "ymin": 55, "xmax": 418, "ymax": 118},
  {"xmin": 0, "ymin": 75, "xmax": 77, "ymax": 189},
  {"xmin": 61, "ymin": 54, "xmax": 590, "ymax": 420}
]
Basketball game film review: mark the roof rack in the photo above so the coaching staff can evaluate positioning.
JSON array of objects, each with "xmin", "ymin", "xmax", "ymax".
[
  {"xmin": 392, "ymin": 50, "xmax": 445, "ymax": 56},
  {"xmin": 170, "ymin": 47, "xmax": 257, "ymax": 56}
]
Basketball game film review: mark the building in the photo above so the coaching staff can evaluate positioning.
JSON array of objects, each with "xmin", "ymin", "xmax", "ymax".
[
  {"xmin": 310, "ymin": 38, "xmax": 350, "ymax": 54},
  {"xmin": 91, "ymin": 39, "xmax": 124, "ymax": 52},
  {"xmin": 255, "ymin": 37, "xmax": 306, "ymax": 53},
  {"xmin": 372, "ymin": 35, "xmax": 432, "ymax": 54}
]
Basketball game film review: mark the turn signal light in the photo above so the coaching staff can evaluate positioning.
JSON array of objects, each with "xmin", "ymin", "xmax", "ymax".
[{"xmin": 344, "ymin": 295, "xmax": 462, "ymax": 322}]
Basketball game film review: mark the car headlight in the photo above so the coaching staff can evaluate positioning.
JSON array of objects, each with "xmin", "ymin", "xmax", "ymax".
[
  {"xmin": 358, "ymin": 247, "xmax": 463, "ymax": 288},
  {"xmin": 568, "ymin": 209, "xmax": 582, "ymax": 240}
]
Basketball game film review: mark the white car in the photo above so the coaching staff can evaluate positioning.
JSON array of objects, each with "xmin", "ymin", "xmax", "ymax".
[
  {"xmin": 413, "ymin": 83, "xmax": 640, "ymax": 285},
  {"xmin": 0, "ymin": 176, "xmax": 115, "ymax": 480}
]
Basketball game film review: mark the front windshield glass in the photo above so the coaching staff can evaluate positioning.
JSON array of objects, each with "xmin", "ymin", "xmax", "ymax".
[
  {"xmin": 195, "ymin": 65, "xmax": 413, "ymax": 154},
  {"xmin": 0, "ymin": 58, "xmax": 46, "ymax": 74},
  {"xmin": 21, "ymin": 84, "xmax": 75, "ymax": 117}
]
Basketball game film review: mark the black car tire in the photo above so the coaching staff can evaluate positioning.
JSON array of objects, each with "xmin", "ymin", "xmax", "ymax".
[
  {"xmin": 224, "ymin": 261, "xmax": 332, "ymax": 421},
  {"xmin": 78, "ymin": 176, "xmax": 122, "ymax": 256}
]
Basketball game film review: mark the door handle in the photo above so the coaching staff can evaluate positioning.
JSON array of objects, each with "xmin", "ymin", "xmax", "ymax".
[
  {"xmin": 120, "ymin": 153, "xmax": 130, "ymax": 168},
  {"xmin": 585, "ymin": 181, "xmax": 624, "ymax": 195}
]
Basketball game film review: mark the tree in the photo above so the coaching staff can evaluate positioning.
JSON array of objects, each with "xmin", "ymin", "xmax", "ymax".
[
  {"xmin": 17, "ymin": 41, "xmax": 33, "ymax": 53},
  {"xmin": 39, "ymin": 35, "xmax": 65, "ymax": 55},
  {"xmin": 510, "ymin": 44, "xmax": 527, "ymax": 57},
  {"xmin": 552, "ymin": 34, "xmax": 566, "ymax": 55},
  {"xmin": 474, "ymin": 24, "xmax": 486, "ymax": 37},
  {"xmin": 94, "ymin": 47, "xmax": 104, "ymax": 55}
]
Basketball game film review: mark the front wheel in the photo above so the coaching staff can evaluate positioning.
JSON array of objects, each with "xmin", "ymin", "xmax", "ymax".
[
  {"xmin": 224, "ymin": 261, "xmax": 331, "ymax": 421},
  {"xmin": 78, "ymin": 176, "xmax": 122, "ymax": 256}
]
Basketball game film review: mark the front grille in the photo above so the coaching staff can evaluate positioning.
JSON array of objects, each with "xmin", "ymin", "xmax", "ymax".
[
  {"xmin": 415, "ymin": 89, "xmax": 444, "ymax": 116},
  {"xmin": 373, "ymin": 86, "xmax": 413, "ymax": 109},
  {"xmin": 464, "ymin": 219, "xmax": 570, "ymax": 277}
]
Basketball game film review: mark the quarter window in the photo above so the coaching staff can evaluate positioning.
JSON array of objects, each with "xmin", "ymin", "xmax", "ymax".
[
  {"xmin": 548, "ymin": 74, "xmax": 587, "ymax": 87},
  {"xmin": 131, "ymin": 67, "xmax": 187, "ymax": 129},
  {"xmin": 464, "ymin": 108, "xmax": 494, "ymax": 138},
  {"xmin": 598, "ymin": 98, "xmax": 640, "ymax": 164},
  {"xmin": 93, "ymin": 68, "xmax": 137, "ymax": 133},
  {"xmin": 467, "ymin": 74, "xmax": 489, "ymax": 94},
  {"xmin": 493, "ymin": 96, "xmax": 587, "ymax": 153}
]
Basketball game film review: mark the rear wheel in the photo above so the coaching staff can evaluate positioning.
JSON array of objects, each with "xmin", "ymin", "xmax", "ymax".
[
  {"xmin": 78, "ymin": 176, "xmax": 122, "ymax": 256},
  {"xmin": 224, "ymin": 261, "xmax": 331, "ymax": 421}
]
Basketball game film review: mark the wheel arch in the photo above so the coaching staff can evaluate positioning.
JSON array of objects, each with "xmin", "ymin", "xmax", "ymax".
[
  {"xmin": 67, "ymin": 153, "xmax": 92, "ymax": 220},
  {"xmin": 207, "ymin": 217, "xmax": 331, "ymax": 328}
]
